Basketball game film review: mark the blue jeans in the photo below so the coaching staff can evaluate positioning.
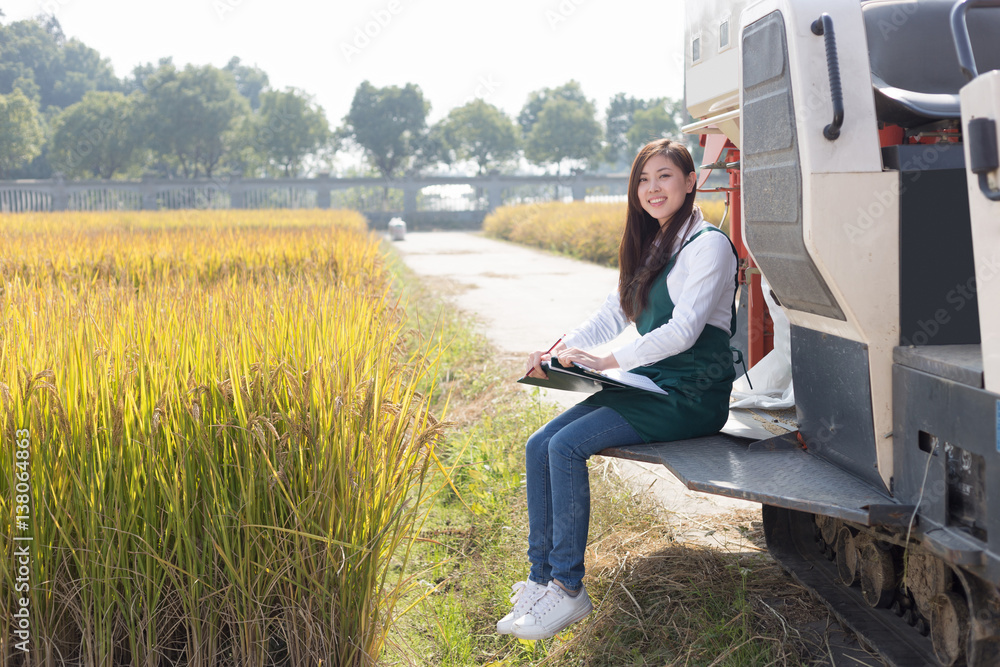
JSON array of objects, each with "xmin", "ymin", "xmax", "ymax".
[{"xmin": 525, "ymin": 404, "xmax": 642, "ymax": 591}]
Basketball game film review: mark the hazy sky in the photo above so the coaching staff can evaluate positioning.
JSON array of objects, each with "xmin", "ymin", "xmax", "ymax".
[{"xmin": 1, "ymin": 0, "xmax": 687, "ymax": 125}]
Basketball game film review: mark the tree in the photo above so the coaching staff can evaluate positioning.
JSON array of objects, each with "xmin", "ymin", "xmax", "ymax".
[
  {"xmin": 603, "ymin": 95, "xmax": 687, "ymax": 166},
  {"xmin": 49, "ymin": 38, "xmax": 120, "ymax": 108},
  {"xmin": 0, "ymin": 17, "xmax": 118, "ymax": 111},
  {"xmin": 524, "ymin": 96, "xmax": 602, "ymax": 174},
  {"xmin": 254, "ymin": 88, "xmax": 330, "ymax": 176},
  {"xmin": 604, "ymin": 93, "xmax": 648, "ymax": 166},
  {"xmin": 125, "ymin": 57, "xmax": 173, "ymax": 94},
  {"xmin": 342, "ymin": 81, "xmax": 429, "ymax": 180},
  {"xmin": 142, "ymin": 63, "xmax": 250, "ymax": 177},
  {"xmin": 626, "ymin": 103, "xmax": 681, "ymax": 157},
  {"xmin": 224, "ymin": 56, "xmax": 269, "ymax": 111},
  {"xmin": 442, "ymin": 99, "xmax": 519, "ymax": 175},
  {"xmin": 0, "ymin": 19, "xmax": 59, "ymax": 105},
  {"xmin": 407, "ymin": 121, "xmax": 451, "ymax": 176},
  {"xmin": 518, "ymin": 80, "xmax": 589, "ymax": 138},
  {"xmin": 0, "ymin": 89, "xmax": 44, "ymax": 178},
  {"xmin": 50, "ymin": 91, "xmax": 141, "ymax": 178}
]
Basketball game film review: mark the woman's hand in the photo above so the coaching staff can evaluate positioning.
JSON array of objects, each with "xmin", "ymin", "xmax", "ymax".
[
  {"xmin": 525, "ymin": 342, "xmax": 570, "ymax": 378},
  {"xmin": 554, "ymin": 347, "xmax": 620, "ymax": 371}
]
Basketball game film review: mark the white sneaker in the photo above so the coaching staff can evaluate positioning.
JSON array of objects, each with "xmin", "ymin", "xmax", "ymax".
[
  {"xmin": 496, "ymin": 580, "xmax": 547, "ymax": 634},
  {"xmin": 511, "ymin": 581, "xmax": 593, "ymax": 640}
]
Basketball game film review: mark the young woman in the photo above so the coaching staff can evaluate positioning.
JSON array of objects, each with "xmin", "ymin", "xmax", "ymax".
[{"xmin": 497, "ymin": 139, "xmax": 738, "ymax": 640}]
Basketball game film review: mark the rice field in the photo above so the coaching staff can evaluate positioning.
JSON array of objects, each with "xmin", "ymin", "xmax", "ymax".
[
  {"xmin": 0, "ymin": 210, "xmax": 445, "ymax": 666},
  {"xmin": 482, "ymin": 199, "xmax": 729, "ymax": 267}
]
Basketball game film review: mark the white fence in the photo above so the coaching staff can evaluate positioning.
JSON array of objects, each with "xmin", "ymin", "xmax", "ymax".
[{"xmin": 0, "ymin": 174, "xmax": 630, "ymax": 219}]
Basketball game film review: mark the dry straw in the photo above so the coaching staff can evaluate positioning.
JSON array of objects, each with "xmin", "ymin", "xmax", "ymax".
[{"xmin": 0, "ymin": 210, "xmax": 445, "ymax": 666}]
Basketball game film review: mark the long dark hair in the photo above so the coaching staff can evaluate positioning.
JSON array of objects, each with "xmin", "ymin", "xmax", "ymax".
[{"xmin": 618, "ymin": 139, "xmax": 697, "ymax": 321}]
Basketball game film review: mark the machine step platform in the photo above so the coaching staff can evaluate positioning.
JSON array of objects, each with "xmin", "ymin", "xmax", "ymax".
[
  {"xmin": 894, "ymin": 343, "xmax": 984, "ymax": 388},
  {"xmin": 600, "ymin": 430, "xmax": 900, "ymax": 526}
]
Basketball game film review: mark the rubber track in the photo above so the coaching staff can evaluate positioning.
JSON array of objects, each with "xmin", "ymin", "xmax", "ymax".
[{"xmin": 763, "ymin": 506, "xmax": 938, "ymax": 667}]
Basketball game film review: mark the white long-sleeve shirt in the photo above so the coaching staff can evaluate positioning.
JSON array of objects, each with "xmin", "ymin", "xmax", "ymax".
[{"xmin": 561, "ymin": 208, "xmax": 737, "ymax": 372}]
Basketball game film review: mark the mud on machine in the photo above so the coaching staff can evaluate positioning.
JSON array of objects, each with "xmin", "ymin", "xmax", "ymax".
[{"xmin": 598, "ymin": 1, "xmax": 1000, "ymax": 664}]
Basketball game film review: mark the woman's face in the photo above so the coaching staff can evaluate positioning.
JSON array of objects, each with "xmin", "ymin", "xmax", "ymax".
[{"xmin": 636, "ymin": 153, "xmax": 696, "ymax": 226}]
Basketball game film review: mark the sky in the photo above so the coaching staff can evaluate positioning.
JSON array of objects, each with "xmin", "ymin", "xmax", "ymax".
[{"xmin": 1, "ymin": 0, "xmax": 687, "ymax": 126}]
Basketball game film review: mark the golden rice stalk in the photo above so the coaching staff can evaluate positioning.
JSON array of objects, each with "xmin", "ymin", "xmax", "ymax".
[
  {"xmin": 483, "ymin": 199, "xmax": 730, "ymax": 267},
  {"xmin": 0, "ymin": 209, "xmax": 444, "ymax": 666}
]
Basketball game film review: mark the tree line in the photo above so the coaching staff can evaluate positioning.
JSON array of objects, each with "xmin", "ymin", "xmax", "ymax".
[{"xmin": 0, "ymin": 14, "xmax": 690, "ymax": 182}]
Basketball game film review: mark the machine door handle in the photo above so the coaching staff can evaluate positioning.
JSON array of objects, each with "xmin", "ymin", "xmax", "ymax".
[
  {"xmin": 968, "ymin": 117, "xmax": 1000, "ymax": 201},
  {"xmin": 950, "ymin": 0, "xmax": 1000, "ymax": 82},
  {"xmin": 811, "ymin": 14, "xmax": 844, "ymax": 141}
]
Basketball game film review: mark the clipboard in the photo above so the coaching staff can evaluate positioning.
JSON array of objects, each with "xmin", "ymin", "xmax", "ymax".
[
  {"xmin": 518, "ymin": 359, "xmax": 603, "ymax": 394},
  {"xmin": 517, "ymin": 359, "xmax": 668, "ymax": 395}
]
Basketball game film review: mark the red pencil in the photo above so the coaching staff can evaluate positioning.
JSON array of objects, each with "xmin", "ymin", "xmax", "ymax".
[{"xmin": 524, "ymin": 335, "xmax": 565, "ymax": 378}]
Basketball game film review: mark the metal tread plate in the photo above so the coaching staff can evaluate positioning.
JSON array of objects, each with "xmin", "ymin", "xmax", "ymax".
[
  {"xmin": 600, "ymin": 432, "xmax": 895, "ymax": 524},
  {"xmin": 894, "ymin": 343, "xmax": 984, "ymax": 388}
]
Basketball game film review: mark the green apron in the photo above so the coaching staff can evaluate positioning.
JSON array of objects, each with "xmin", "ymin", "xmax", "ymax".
[{"xmin": 582, "ymin": 228, "xmax": 738, "ymax": 443}]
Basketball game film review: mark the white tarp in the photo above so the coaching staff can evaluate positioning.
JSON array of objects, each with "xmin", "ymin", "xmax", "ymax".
[{"xmin": 730, "ymin": 279, "xmax": 795, "ymax": 409}]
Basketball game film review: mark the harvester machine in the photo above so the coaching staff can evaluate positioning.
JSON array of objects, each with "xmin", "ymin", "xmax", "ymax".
[{"xmin": 601, "ymin": 0, "xmax": 1000, "ymax": 664}]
